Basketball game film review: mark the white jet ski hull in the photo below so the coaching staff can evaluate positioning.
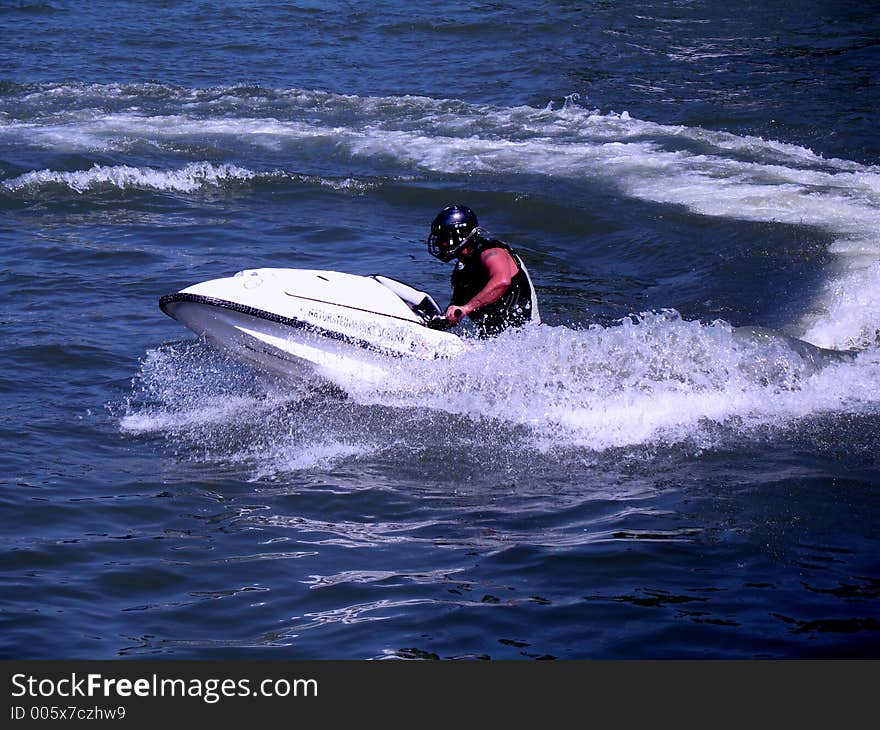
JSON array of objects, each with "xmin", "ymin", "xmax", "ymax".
[{"xmin": 159, "ymin": 268, "xmax": 464, "ymax": 383}]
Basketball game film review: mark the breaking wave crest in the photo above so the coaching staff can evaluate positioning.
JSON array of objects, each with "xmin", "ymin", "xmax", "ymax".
[{"xmin": 2, "ymin": 162, "xmax": 373, "ymax": 195}]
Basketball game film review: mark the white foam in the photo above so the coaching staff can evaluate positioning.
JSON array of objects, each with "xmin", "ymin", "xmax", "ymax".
[
  {"xmin": 799, "ymin": 259, "xmax": 880, "ymax": 349},
  {"xmin": 2, "ymin": 161, "xmax": 372, "ymax": 195},
  {"xmin": 338, "ymin": 314, "xmax": 880, "ymax": 452},
  {"xmin": 118, "ymin": 343, "xmax": 378, "ymax": 476},
  {"xmin": 246, "ymin": 439, "xmax": 374, "ymax": 480},
  {"xmin": 3, "ymin": 161, "xmax": 257, "ymax": 193},
  {"xmin": 6, "ymin": 85, "xmax": 878, "ymax": 348},
  {"xmin": 122, "ymin": 314, "xmax": 880, "ymax": 466},
  {"xmin": 119, "ymin": 394, "xmax": 262, "ymax": 434}
]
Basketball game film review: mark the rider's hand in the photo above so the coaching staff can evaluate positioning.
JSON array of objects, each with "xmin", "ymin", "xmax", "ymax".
[{"xmin": 445, "ymin": 305, "xmax": 466, "ymax": 324}]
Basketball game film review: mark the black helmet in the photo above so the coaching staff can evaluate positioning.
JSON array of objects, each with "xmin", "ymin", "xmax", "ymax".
[{"xmin": 427, "ymin": 204, "xmax": 478, "ymax": 262}]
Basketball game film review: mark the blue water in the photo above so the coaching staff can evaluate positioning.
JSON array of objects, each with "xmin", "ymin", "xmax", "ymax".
[{"xmin": 2, "ymin": 0, "xmax": 879, "ymax": 659}]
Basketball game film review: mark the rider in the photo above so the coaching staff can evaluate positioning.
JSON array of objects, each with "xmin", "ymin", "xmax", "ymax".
[{"xmin": 427, "ymin": 204, "xmax": 540, "ymax": 336}]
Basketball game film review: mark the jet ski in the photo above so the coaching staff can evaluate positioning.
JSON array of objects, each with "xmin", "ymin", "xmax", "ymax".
[{"xmin": 159, "ymin": 268, "xmax": 466, "ymax": 383}]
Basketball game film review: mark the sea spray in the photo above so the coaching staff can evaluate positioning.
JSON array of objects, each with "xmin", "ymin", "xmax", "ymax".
[{"xmin": 121, "ymin": 313, "xmax": 880, "ymax": 476}]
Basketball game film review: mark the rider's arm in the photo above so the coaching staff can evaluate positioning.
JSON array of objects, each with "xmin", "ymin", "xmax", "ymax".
[{"xmin": 445, "ymin": 248, "xmax": 519, "ymax": 323}]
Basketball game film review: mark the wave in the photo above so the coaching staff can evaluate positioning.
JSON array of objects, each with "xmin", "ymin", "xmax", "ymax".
[
  {"xmin": 4, "ymin": 83, "xmax": 878, "ymax": 348},
  {"xmin": 119, "ymin": 313, "xmax": 880, "ymax": 477},
  {"xmin": 1, "ymin": 162, "xmax": 374, "ymax": 195},
  {"xmin": 345, "ymin": 312, "xmax": 880, "ymax": 451}
]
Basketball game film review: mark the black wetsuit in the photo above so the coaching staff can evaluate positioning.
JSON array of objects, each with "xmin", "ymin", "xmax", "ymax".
[{"xmin": 449, "ymin": 235, "xmax": 538, "ymax": 336}]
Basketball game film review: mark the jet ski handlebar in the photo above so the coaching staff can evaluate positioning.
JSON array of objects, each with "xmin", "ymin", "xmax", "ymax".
[
  {"xmin": 370, "ymin": 274, "xmax": 462, "ymax": 329},
  {"xmin": 425, "ymin": 311, "xmax": 461, "ymax": 330}
]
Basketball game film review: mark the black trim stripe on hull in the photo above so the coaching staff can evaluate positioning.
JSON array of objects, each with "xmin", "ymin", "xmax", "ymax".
[{"xmin": 158, "ymin": 292, "xmax": 438, "ymax": 360}]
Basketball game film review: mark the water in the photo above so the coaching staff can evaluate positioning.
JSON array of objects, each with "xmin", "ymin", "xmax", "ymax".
[{"xmin": 2, "ymin": 0, "xmax": 879, "ymax": 659}]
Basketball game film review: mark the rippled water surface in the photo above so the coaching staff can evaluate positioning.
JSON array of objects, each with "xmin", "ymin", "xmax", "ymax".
[{"xmin": 2, "ymin": 0, "xmax": 879, "ymax": 659}]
